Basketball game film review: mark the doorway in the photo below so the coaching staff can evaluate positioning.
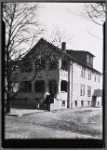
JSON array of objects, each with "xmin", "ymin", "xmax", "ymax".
[
  {"xmin": 49, "ymin": 80, "xmax": 57, "ymax": 97},
  {"xmin": 92, "ymin": 96, "xmax": 96, "ymax": 107}
]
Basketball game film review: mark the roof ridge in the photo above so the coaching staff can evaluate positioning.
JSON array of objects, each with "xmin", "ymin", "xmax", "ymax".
[{"xmin": 66, "ymin": 49, "xmax": 95, "ymax": 57}]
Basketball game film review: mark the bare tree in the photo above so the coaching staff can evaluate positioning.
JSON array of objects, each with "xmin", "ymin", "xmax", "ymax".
[
  {"xmin": 49, "ymin": 27, "xmax": 73, "ymax": 48},
  {"xmin": 66, "ymin": 3, "xmax": 105, "ymax": 40},
  {"xmin": 3, "ymin": 3, "xmax": 44, "ymax": 57},
  {"xmin": 82, "ymin": 3, "xmax": 106, "ymax": 26},
  {"xmin": 3, "ymin": 2, "xmax": 45, "ymax": 113}
]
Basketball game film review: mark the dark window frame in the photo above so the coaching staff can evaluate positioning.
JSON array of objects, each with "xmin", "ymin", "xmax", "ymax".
[
  {"xmin": 61, "ymin": 101, "xmax": 65, "ymax": 106},
  {"xmin": 81, "ymin": 100, "xmax": 84, "ymax": 106},
  {"xmin": 88, "ymin": 71, "xmax": 91, "ymax": 80},
  {"xmin": 75, "ymin": 101, "xmax": 77, "ymax": 107},
  {"xmin": 35, "ymin": 80, "xmax": 45, "ymax": 93},
  {"xmin": 61, "ymin": 80, "xmax": 68, "ymax": 92},
  {"xmin": 95, "ymin": 76, "xmax": 96, "ymax": 82},
  {"xmin": 81, "ymin": 67, "xmax": 85, "ymax": 78}
]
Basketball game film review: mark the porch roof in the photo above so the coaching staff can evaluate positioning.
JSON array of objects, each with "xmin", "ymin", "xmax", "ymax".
[{"xmin": 93, "ymin": 89, "xmax": 103, "ymax": 97}]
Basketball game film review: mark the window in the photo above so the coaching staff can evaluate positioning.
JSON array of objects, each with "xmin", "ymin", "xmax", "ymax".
[
  {"xmin": 90, "ymin": 57, "xmax": 93, "ymax": 64},
  {"xmin": 95, "ymin": 76, "xmax": 96, "ymax": 82},
  {"xmin": 35, "ymin": 80, "xmax": 45, "ymax": 93},
  {"xmin": 81, "ymin": 101, "xmax": 84, "ymax": 106},
  {"xmin": 62, "ymin": 101, "xmax": 65, "ymax": 106},
  {"xmin": 21, "ymin": 81, "xmax": 32, "ymax": 93},
  {"xmin": 81, "ymin": 67, "xmax": 85, "ymax": 78},
  {"xmin": 80, "ymin": 84, "xmax": 85, "ymax": 96},
  {"xmin": 87, "ymin": 55, "xmax": 89, "ymax": 63},
  {"xmin": 49, "ymin": 80, "xmax": 57, "ymax": 95},
  {"xmin": 61, "ymin": 59, "xmax": 68, "ymax": 71},
  {"xmin": 75, "ymin": 101, "xmax": 77, "ymax": 107},
  {"xmin": 87, "ymin": 86, "xmax": 91, "ymax": 97},
  {"xmin": 61, "ymin": 80, "xmax": 67, "ymax": 92},
  {"xmin": 88, "ymin": 71, "xmax": 91, "ymax": 80},
  {"xmin": 98, "ymin": 77, "xmax": 100, "ymax": 83},
  {"xmin": 87, "ymin": 55, "xmax": 93, "ymax": 66},
  {"xmin": 88, "ymin": 101, "xmax": 90, "ymax": 105}
]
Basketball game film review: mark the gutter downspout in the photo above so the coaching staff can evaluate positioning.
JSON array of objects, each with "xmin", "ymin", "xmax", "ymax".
[
  {"xmin": 71, "ymin": 62, "xmax": 73, "ymax": 109},
  {"xmin": 68, "ymin": 60, "xmax": 73, "ymax": 109}
]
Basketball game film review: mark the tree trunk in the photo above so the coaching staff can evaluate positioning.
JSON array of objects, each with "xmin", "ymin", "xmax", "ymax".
[
  {"xmin": 5, "ymin": 92, "xmax": 12, "ymax": 113},
  {"xmin": 6, "ymin": 98, "xmax": 11, "ymax": 113}
]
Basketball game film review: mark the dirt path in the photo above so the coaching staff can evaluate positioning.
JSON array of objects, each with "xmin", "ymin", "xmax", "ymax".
[{"xmin": 5, "ymin": 107, "xmax": 102, "ymax": 139}]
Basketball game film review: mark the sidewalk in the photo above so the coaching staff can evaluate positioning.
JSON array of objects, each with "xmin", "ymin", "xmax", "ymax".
[{"xmin": 6, "ymin": 108, "xmax": 46, "ymax": 117}]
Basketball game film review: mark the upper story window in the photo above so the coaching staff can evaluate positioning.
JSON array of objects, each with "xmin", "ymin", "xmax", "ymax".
[
  {"xmin": 88, "ymin": 71, "xmax": 91, "ymax": 80},
  {"xmin": 95, "ymin": 75, "xmax": 96, "ymax": 82},
  {"xmin": 81, "ymin": 67, "xmax": 85, "ymax": 78},
  {"xmin": 61, "ymin": 59, "xmax": 68, "ymax": 71},
  {"xmin": 35, "ymin": 80, "xmax": 45, "ymax": 93},
  {"xmin": 87, "ymin": 86, "xmax": 91, "ymax": 97},
  {"xmin": 87, "ymin": 55, "xmax": 89, "ymax": 63},
  {"xmin": 80, "ymin": 84, "xmax": 85, "ymax": 96},
  {"xmin": 87, "ymin": 55, "xmax": 93, "ymax": 67}
]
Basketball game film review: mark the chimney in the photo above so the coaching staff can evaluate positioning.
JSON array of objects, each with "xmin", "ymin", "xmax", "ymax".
[{"xmin": 62, "ymin": 42, "xmax": 66, "ymax": 52}]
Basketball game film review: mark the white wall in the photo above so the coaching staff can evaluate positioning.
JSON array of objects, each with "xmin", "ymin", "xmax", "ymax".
[{"xmin": 72, "ymin": 62, "xmax": 102, "ymax": 108}]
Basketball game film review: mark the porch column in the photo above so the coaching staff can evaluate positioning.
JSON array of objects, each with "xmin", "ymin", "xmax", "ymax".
[
  {"xmin": 68, "ymin": 60, "xmax": 73, "ymax": 109},
  {"xmin": 57, "ymin": 58, "xmax": 61, "ymax": 94}
]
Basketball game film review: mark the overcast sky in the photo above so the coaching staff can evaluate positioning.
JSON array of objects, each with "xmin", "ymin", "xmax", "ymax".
[{"xmin": 37, "ymin": 3, "xmax": 103, "ymax": 73}]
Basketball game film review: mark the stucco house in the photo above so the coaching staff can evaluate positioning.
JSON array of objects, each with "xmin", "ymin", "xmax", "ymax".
[{"xmin": 11, "ymin": 38, "xmax": 102, "ymax": 110}]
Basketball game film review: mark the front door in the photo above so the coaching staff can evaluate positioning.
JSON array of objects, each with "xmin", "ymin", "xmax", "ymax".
[{"xmin": 49, "ymin": 80, "xmax": 57, "ymax": 97}]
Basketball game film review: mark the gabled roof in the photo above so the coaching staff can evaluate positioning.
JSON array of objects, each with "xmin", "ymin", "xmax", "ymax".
[
  {"xmin": 24, "ymin": 38, "xmax": 101, "ymax": 75},
  {"xmin": 25, "ymin": 38, "xmax": 77, "ymax": 61}
]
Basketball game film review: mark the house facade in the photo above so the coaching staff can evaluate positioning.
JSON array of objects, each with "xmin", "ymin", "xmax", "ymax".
[{"xmin": 11, "ymin": 38, "xmax": 102, "ymax": 110}]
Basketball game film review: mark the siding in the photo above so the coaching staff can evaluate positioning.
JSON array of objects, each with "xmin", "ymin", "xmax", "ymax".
[{"xmin": 72, "ymin": 62, "xmax": 102, "ymax": 108}]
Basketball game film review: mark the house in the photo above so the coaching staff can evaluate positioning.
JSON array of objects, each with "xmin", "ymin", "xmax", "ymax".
[{"xmin": 11, "ymin": 38, "xmax": 102, "ymax": 110}]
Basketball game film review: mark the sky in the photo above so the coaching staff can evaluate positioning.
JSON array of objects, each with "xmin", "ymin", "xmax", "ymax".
[{"xmin": 36, "ymin": 3, "xmax": 104, "ymax": 73}]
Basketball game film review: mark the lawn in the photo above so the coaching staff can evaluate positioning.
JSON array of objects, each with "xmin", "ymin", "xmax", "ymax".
[{"xmin": 5, "ymin": 107, "xmax": 102, "ymax": 139}]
